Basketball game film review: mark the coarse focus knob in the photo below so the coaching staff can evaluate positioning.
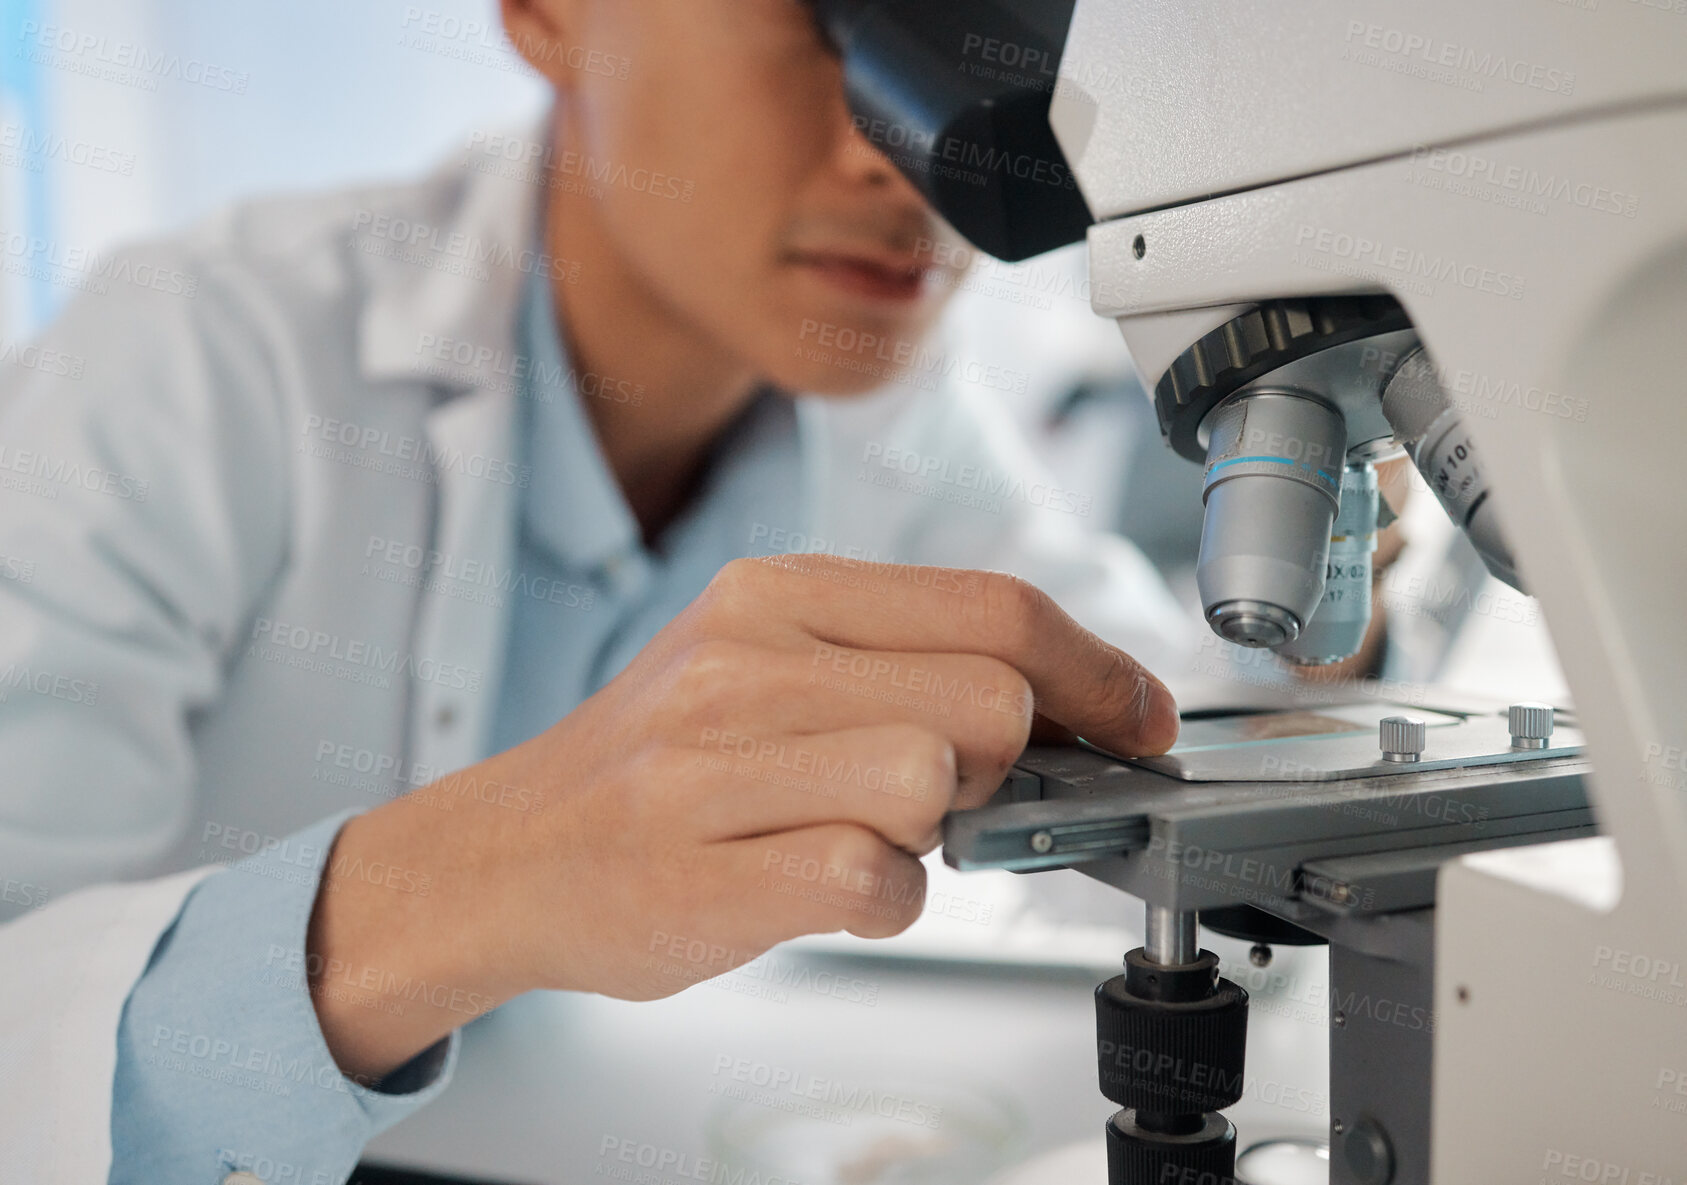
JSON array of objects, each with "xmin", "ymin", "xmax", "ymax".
[
  {"xmin": 1509, "ymin": 702, "xmax": 1555, "ymax": 749},
  {"xmin": 1096, "ymin": 952, "xmax": 1249, "ymax": 1113},
  {"xmin": 1379, "ymin": 716, "xmax": 1425, "ymax": 763}
]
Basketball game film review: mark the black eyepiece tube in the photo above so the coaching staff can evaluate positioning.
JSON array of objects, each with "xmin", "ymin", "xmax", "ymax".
[{"xmin": 804, "ymin": 0, "xmax": 1092, "ymax": 261}]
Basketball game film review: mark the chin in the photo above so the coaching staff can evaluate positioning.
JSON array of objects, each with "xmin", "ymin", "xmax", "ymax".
[
  {"xmin": 766, "ymin": 306, "xmax": 944, "ymax": 396},
  {"xmin": 761, "ymin": 355, "xmax": 904, "ymax": 398}
]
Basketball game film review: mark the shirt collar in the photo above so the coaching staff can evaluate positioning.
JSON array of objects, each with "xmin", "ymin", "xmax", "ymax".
[
  {"xmin": 355, "ymin": 111, "xmax": 549, "ymax": 388},
  {"xmin": 519, "ymin": 264, "xmax": 643, "ymax": 572}
]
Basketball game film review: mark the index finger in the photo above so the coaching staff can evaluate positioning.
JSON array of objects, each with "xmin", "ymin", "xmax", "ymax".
[{"xmin": 714, "ymin": 556, "xmax": 1181, "ymax": 757}]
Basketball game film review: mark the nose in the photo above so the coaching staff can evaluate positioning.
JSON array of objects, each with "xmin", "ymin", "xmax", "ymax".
[{"xmin": 835, "ymin": 112, "xmax": 919, "ymax": 194}]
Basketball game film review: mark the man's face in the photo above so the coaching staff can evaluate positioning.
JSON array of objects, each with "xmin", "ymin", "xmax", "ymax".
[{"xmin": 507, "ymin": 0, "xmax": 968, "ymax": 395}]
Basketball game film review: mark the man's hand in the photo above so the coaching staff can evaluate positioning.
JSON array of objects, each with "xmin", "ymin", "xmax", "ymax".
[{"xmin": 305, "ymin": 557, "xmax": 1178, "ymax": 1080}]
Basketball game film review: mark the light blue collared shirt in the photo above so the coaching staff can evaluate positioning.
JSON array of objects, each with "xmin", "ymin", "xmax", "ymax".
[
  {"xmin": 488, "ymin": 263, "xmax": 805, "ymax": 750},
  {"xmin": 110, "ymin": 263, "xmax": 806, "ymax": 1182}
]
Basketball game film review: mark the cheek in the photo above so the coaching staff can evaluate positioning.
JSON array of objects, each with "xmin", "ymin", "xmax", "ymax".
[
  {"xmin": 583, "ymin": 70, "xmax": 831, "ymax": 320},
  {"xmin": 564, "ymin": 23, "xmax": 944, "ymax": 393}
]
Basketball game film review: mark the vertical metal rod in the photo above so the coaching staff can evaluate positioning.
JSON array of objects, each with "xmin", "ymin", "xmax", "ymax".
[{"xmin": 1144, "ymin": 905, "xmax": 1199, "ymax": 965}]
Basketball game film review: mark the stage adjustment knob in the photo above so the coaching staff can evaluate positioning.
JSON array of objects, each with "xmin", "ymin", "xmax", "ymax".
[
  {"xmin": 1508, "ymin": 702, "xmax": 1554, "ymax": 749},
  {"xmin": 1379, "ymin": 716, "xmax": 1425, "ymax": 763}
]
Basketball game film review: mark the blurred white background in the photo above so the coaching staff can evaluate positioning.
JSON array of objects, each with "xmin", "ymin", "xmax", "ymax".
[{"xmin": 3, "ymin": 0, "xmax": 545, "ymax": 338}]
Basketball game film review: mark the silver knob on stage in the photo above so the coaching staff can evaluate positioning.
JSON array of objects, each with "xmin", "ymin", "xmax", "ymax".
[
  {"xmin": 1379, "ymin": 716, "xmax": 1426, "ymax": 763},
  {"xmin": 1508, "ymin": 702, "xmax": 1555, "ymax": 749},
  {"xmin": 1197, "ymin": 392, "xmax": 1347, "ymax": 648}
]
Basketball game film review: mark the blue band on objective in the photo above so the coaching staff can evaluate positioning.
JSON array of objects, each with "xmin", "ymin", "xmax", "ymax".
[{"xmin": 1209, "ymin": 455, "xmax": 1338, "ymax": 488}]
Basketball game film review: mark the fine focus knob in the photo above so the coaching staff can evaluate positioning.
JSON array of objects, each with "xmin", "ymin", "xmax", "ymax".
[
  {"xmin": 1509, "ymin": 702, "xmax": 1555, "ymax": 749},
  {"xmin": 1379, "ymin": 716, "xmax": 1425, "ymax": 763},
  {"xmin": 1107, "ymin": 1111, "xmax": 1236, "ymax": 1185}
]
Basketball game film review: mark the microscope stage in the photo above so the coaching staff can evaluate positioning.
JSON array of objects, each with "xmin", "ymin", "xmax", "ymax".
[{"xmin": 944, "ymin": 701, "xmax": 1593, "ymax": 942}]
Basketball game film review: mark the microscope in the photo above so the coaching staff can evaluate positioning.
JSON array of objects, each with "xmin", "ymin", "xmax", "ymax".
[{"xmin": 810, "ymin": 2, "xmax": 1687, "ymax": 1182}]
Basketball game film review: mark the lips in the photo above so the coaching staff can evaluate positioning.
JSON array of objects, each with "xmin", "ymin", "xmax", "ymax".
[{"xmin": 787, "ymin": 249, "xmax": 931, "ymax": 303}]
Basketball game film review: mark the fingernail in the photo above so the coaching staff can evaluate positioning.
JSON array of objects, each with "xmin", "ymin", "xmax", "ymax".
[{"xmin": 1147, "ymin": 683, "xmax": 1180, "ymax": 754}]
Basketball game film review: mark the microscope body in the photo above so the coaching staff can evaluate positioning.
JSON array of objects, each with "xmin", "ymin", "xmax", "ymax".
[
  {"xmin": 812, "ymin": 0, "xmax": 1687, "ymax": 1177},
  {"xmin": 1050, "ymin": 1, "xmax": 1687, "ymax": 1178}
]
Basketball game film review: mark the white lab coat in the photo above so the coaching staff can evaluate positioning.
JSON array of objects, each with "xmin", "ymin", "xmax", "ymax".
[{"xmin": 0, "ymin": 127, "xmax": 1196, "ymax": 1180}]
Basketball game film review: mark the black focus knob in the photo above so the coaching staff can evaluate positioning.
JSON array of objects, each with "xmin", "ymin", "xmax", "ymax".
[
  {"xmin": 1107, "ymin": 1109, "xmax": 1237, "ymax": 1185},
  {"xmin": 1095, "ymin": 949, "xmax": 1249, "ymax": 1114}
]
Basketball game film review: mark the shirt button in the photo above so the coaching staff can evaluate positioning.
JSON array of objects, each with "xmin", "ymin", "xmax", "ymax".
[
  {"xmin": 434, "ymin": 704, "xmax": 457, "ymax": 730},
  {"xmin": 224, "ymin": 1174, "xmax": 266, "ymax": 1185}
]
